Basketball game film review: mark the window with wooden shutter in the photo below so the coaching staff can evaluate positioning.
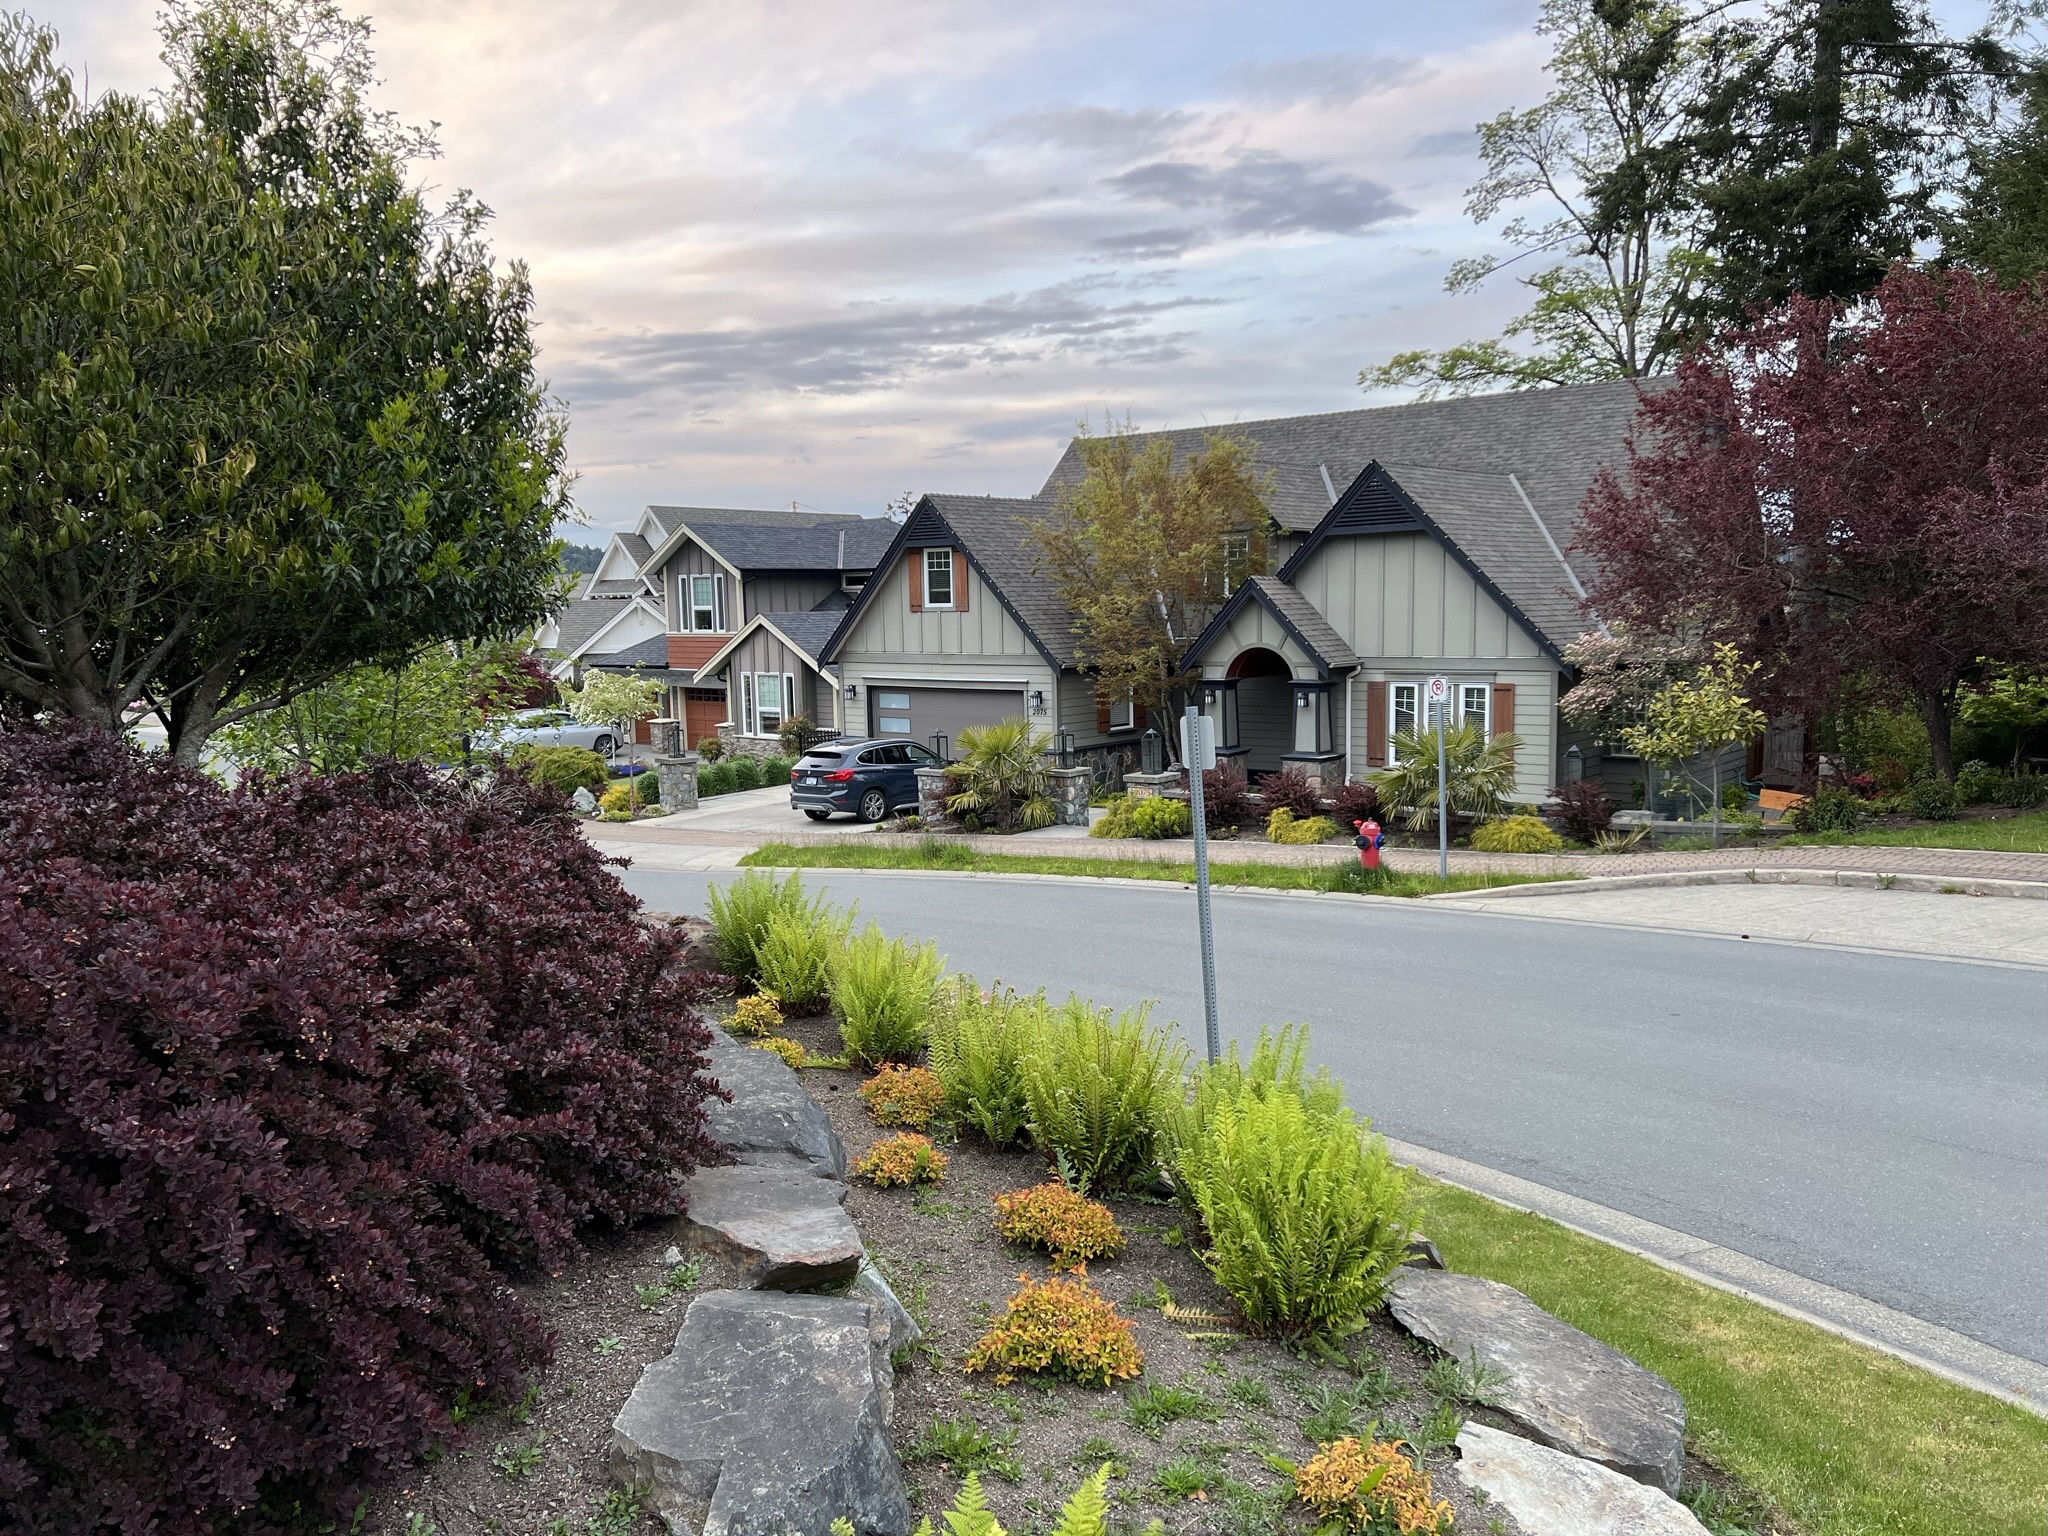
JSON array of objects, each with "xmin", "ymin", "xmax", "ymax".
[
  {"xmin": 1096, "ymin": 694, "xmax": 1112, "ymax": 733},
  {"xmin": 954, "ymin": 552, "xmax": 969, "ymax": 613},
  {"xmin": 907, "ymin": 553, "xmax": 922, "ymax": 613},
  {"xmin": 1490, "ymin": 682, "xmax": 1516, "ymax": 761},
  {"xmin": 1366, "ymin": 681, "xmax": 1389, "ymax": 768}
]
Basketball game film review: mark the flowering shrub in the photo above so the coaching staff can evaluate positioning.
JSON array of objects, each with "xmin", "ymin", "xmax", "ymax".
[
  {"xmin": 1267, "ymin": 807, "xmax": 1340, "ymax": 844},
  {"xmin": 0, "ymin": 717, "xmax": 721, "ymax": 1536},
  {"xmin": 963, "ymin": 1272, "xmax": 1144, "ymax": 1387},
  {"xmin": 992, "ymin": 1183, "xmax": 1125, "ymax": 1271},
  {"xmin": 1292, "ymin": 1437, "xmax": 1452, "ymax": 1534},
  {"xmin": 860, "ymin": 1064, "xmax": 947, "ymax": 1129},
  {"xmin": 728, "ymin": 992, "xmax": 786, "ymax": 1037},
  {"xmin": 752, "ymin": 1036, "xmax": 809, "ymax": 1069},
  {"xmin": 854, "ymin": 1133, "xmax": 949, "ymax": 1187}
]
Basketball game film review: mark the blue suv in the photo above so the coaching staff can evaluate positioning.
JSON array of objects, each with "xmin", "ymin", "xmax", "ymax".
[{"xmin": 789, "ymin": 737, "xmax": 943, "ymax": 822}]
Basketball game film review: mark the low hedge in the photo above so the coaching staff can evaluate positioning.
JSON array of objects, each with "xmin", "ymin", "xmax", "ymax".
[{"xmin": 0, "ymin": 716, "xmax": 721, "ymax": 1535}]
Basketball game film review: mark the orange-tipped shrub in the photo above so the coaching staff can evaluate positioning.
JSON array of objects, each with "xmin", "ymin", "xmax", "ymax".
[
  {"xmin": 854, "ymin": 1132, "xmax": 949, "ymax": 1187},
  {"xmin": 1293, "ymin": 1436, "xmax": 1452, "ymax": 1534},
  {"xmin": 963, "ymin": 1271, "xmax": 1143, "ymax": 1387},
  {"xmin": 992, "ymin": 1183, "xmax": 1124, "ymax": 1271},
  {"xmin": 859, "ymin": 1063, "xmax": 946, "ymax": 1129}
]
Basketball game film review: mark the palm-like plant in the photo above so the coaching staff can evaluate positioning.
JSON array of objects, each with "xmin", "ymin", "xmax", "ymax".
[
  {"xmin": 945, "ymin": 717, "xmax": 1056, "ymax": 831},
  {"xmin": 1368, "ymin": 721, "xmax": 1520, "ymax": 836}
]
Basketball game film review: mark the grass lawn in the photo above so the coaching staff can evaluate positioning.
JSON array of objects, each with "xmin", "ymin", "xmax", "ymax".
[
  {"xmin": 739, "ymin": 837, "xmax": 1576, "ymax": 897},
  {"xmin": 1417, "ymin": 1178, "xmax": 2048, "ymax": 1536},
  {"xmin": 1779, "ymin": 808, "xmax": 2048, "ymax": 854}
]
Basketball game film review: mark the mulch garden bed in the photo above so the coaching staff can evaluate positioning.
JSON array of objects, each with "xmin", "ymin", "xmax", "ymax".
[{"xmin": 359, "ymin": 989, "xmax": 1762, "ymax": 1536}]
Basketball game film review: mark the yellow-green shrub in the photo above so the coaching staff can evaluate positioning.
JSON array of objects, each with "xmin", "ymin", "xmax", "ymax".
[
  {"xmin": 1266, "ymin": 807, "xmax": 1338, "ymax": 844},
  {"xmin": 963, "ymin": 1273, "xmax": 1143, "ymax": 1387},
  {"xmin": 993, "ymin": 1183, "xmax": 1124, "ymax": 1271},
  {"xmin": 830, "ymin": 923, "xmax": 945, "ymax": 1067},
  {"xmin": 1018, "ymin": 999, "xmax": 1187, "ymax": 1195},
  {"xmin": 854, "ymin": 1132, "xmax": 948, "ymax": 1187},
  {"xmin": 598, "ymin": 784, "xmax": 633, "ymax": 815},
  {"xmin": 726, "ymin": 993, "xmax": 784, "ymax": 1038},
  {"xmin": 751, "ymin": 1036, "xmax": 808, "ymax": 1070},
  {"xmin": 1290, "ymin": 1436, "xmax": 1451, "ymax": 1534},
  {"xmin": 512, "ymin": 744, "xmax": 609, "ymax": 796},
  {"xmin": 1174, "ymin": 1083, "xmax": 1413, "ymax": 1343},
  {"xmin": 859, "ymin": 1064, "xmax": 946, "ymax": 1129},
  {"xmin": 927, "ymin": 976, "xmax": 1040, "ymax": 1147},
  {"xmin": 1090, "ymin": 795, "xmax": 1188, "ymax": 839},
  {"xmin": 1470, "ymin": 814, "xmax": 1565, "ymax": 853},
  {"xmin": 707, "ymin": 871, "xmax": 837, "ymax": 984}
]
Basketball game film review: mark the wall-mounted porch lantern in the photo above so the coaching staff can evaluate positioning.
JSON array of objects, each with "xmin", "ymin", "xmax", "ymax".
[
  {"xmin": 1029, "ymin": 689, "xmax": 1046, "ymax": 715},
  {"xmin": 844, "ymin": 682, "xmax": 858, "ymax": 701}
]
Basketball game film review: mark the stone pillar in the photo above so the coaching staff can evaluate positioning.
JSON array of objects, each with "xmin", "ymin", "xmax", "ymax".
[
  {"xmin": 915, "ymin": 765, "xmax": 954, "ymax": 828},
  {"xmin": 651, "ymin": 716, "xmax": 682, "ymax": 757},
  {"xmin": 1123, "ymin": 771, "xmax": 1180, "ymax": 801},
  {"xmin": 1279, "ymin": 752, "xmax": 1344, "ymax": 795},
  {"xmin": 656, "ymin": 752, "xmax": 701, "ymax": 812},
  {"xmin": 1046, "ymin": 765, "xmax": 1091, "ymax": 827}
]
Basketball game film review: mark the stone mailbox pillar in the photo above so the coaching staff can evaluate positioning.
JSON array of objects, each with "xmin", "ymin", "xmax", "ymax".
[
  {"xmin": 915, "ymin": 766, "xmax": 954, "ymax": 828},
  {"xmin": 656, "ymin": 751, "xmax": 700, "ymax": 812},
  {"xmin": 1045, "ymin": 765, "xmax": 1091, "ymax": 827},
  {"xmin": 1123, "ymin": 770, "xmax": 1180, "ymax": 801}
]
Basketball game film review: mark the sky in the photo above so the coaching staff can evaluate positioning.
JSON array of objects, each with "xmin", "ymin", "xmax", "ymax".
[{"xmin": 53, "ymin": 1, "xmax": 1590, "ymax": 535}]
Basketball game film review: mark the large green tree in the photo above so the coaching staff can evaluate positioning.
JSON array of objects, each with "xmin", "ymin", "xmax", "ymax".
[
  {"xmin": 1031, "ymin": 423, "xmax": 1268, "ymax": 730},
  {"xmin": 1366, "ymin": 0, "xmax": 1714, "ymax": 398},
  {"xmin": 1949, "ymin": 70, "xmax": 2048, "ymax": 280},
  {"xmin": 0, "ymin": 4, "xmax": 568, "ymax": 763}
]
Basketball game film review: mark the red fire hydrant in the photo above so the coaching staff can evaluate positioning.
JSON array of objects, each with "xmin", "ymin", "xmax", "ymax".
[{"xmin": 1353, "ymin": 818, "xmax": 1384, "ymax": 871}]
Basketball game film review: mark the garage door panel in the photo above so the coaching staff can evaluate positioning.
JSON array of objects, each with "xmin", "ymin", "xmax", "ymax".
[{"xmin": 870, "ymin": 686, "xmax": 1026, "ymax": 751}]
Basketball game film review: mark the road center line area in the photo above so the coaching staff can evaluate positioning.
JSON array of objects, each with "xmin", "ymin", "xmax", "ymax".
[{"xmin": 622, "ymin": 865, "xmax": 2048, "ymax": 1379}]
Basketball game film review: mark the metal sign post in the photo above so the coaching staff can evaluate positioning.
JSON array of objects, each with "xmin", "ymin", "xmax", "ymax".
[
  {"xmin": 1427, "ymin": 676, "xmax": 1451, "ymax": 879},
  {"xmin": 1181, "ymin": 706, "xmax": 1221, "ymax": 1063}
]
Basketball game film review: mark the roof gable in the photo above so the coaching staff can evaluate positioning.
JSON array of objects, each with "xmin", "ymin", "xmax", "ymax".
[
  {"xmin": 697, "ymin": 609, "xmax": 846, "ymax": 679},
  {"xmin": 1182, "ymin": 575, "xmax": 1358, "ymax": 678}
]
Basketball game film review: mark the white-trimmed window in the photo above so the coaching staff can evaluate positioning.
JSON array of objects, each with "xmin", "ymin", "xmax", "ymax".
[
  {"xmin": 1391, "ymin": 683, "xmax": 1419, "ymax": 760},
  {"xmin": 922, "ymin": 548, "xmax": 955, "ymax": 608},
  {"xmin": 1108, "ymin": 698, "xmax": 1136, "ymax": 731},
  {"xmin": 1459, "ymin": 683, "xmax": 1491, "ymax": 735},
  {"xmin": 1220, "ymin": 532, "xmax": 1251, "ymax": 597},
  {"xmin": 842, "ymin": 571, "xmax": 869, "ymax": 593},
  {"xmin": 746, "ymin": 671, "xmax": 795, "ymax": 736},
  {"xmin": 688, "ymin": 573, "xmax": 726, "ymax": 632}
]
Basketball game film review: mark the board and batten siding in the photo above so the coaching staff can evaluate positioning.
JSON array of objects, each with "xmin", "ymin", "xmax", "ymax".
[
  {"xmin": 743, "ymin": 574, "xmax": 840, "ymax": 622},
  {"xmin": 724, "ymin": 626, "xmax": 839, "ymax": 737},
  {"xmin": 1290, "ymin": 535, "xmax": 1559, "ymax": 801},
  {"xmin": 835, "ymin": 552, "xmax": 1058, "ymax": 697}
]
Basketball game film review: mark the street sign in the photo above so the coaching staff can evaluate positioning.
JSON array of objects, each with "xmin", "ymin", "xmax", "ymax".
[
  {"xmin": 1426, "ymin": 675, "xmax": 1450, "ymax": 704},
  {"xmin": 1179, "ymin": 712, "xmax": 1217, "ymax": 772},
  {"xmin": 1428, "ymin": 678, "xmax": 1451, "ymax": 878}
]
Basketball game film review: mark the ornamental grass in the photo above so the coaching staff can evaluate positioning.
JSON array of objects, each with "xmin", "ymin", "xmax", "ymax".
[
  {"xmin": 854, "ymin": 1132, "xmax": 950, "ymax": 1188},
  {"xmin": 1292, "ymin": 1436, "xmax": 1452, "ymax": 1535},
  {"xmin": 963, "ymin": 1272, "xmax": 1143, "ymax": 1388},
  {"xmin": 859, "ymin": 1063, "xmax": 946, "ymax": 1129},
  {"xmin": 992, "ymin": 1183, "xmax": 1125, "ymax": 1272}
]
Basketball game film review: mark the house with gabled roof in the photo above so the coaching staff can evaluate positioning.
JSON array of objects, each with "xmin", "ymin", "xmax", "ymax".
[
  {"xmin": 541, "ymin": 502, "xmax": 896, "ymax": 748},
  {"xmin": 822, "ymin": 378, "xmax": 1661, "ymax": 803}
]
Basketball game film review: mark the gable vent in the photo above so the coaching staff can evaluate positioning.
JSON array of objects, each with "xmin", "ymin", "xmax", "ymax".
[
  {"xmin": 903, "ymin": 503, "xmax": 950, "ymax": 544},
  {"xmin": 1328, "ymin": 471, "xmax": 1424, "ymax": 535}
]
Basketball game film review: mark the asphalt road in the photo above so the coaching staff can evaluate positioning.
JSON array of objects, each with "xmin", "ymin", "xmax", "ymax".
[{"xmin": 621, "ymin": 867, "xmax": 2048, "ymax": 1367}]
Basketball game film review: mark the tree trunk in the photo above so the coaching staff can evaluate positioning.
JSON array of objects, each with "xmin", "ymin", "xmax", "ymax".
[{"xmin": 1917, "ymin": 687, "xmax": 1956, "ymax": 782}]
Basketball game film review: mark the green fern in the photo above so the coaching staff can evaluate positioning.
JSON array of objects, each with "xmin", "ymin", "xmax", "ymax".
[
  {"xmin": 830, "ymin": 922, "xmax": 945, "ymax": 1066},
  {"xmin": 1047, "ymin": 1464, "xmax": 1112, "ymax": 1536},
  {"xmin": 705, "ymin": 871, "xmax": 834, "ymax": 983},
  {"xmin": 926, "ymin": 976, "xmax": 1041, "ymax": 1146},
  {"xmin": 755, "ymin": 902, "xmax": 851, "ymax": 1013},
  {"xmin": 1019, "ymin": 997, "xmax": 1187, "ymax": 1194},
  {"xmin": 1162, "ymin": 1025, "xmax": 1344, "ymax": 1221}
]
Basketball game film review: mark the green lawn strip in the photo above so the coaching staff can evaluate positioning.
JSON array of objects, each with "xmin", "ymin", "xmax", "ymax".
[
  {"xmin": 1415, "ymin": 1178, "xmax": 2048, "ymax": 1536},
  {"xmin": 1778, "ymin": 809, "xmax": 2048, "ymax": 854},
  {"xmin": 738, "ymin": 840, "xmax": 1575, "ymax": 896}
]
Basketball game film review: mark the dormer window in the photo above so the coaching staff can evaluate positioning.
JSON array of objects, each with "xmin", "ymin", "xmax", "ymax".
[{"xmin": 923, "ymin": 548, "xmax": 955, "ymax": 609}]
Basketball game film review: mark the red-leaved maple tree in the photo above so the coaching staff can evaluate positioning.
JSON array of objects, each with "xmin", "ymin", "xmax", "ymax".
[{"xmin": 1579, "ymin": 265, "xmax": 2048, "ymax": 779}]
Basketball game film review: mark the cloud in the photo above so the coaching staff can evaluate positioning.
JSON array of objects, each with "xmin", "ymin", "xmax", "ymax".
[
  {"xmin": 1222, "ymin": 52, "xmax": 1425, "ymax": 106},
  {"xmin": 1407, "ymin": 127, "xmax": 1478, "ymax": 158},
  {"xmin": 980, "ymin": 105, "xmax": 1197, "ymax": 157},
  {"xmin": 556, "ymin": 283, "xmax": 1219, "ymax": 401},
  {"xmin": 1106, "ymin": 151, "xmax": 1409, "ymax": 240}
]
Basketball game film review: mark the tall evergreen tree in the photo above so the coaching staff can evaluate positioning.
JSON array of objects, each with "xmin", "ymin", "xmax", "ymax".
[{"xmin": 1949, "ymin": 69, "xmax": 2048, "ymax": 281}]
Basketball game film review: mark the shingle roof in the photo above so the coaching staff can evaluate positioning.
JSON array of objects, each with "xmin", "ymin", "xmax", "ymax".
[
  {"xmin": 923, "ymin": 494, "xmax": 1079, "ymax": 666},
  {"xmin": 549, "ymin": 598, "xmax": 632, "ymax": 654},
  {"xmin": 760, "ymin": 610, "xmax": 844, "ymax": 663},
  {"xmin": 1037, "ymin": 378, "xmax": 1659, "ymax": 540},
  {"xmin": 583, "ymin": 578, "xmax": 646, "ymax": 598},
  {"xmin": 614, "ymin": 531, "xmax": 654, "ymax": 565},
  {"xmin": 585, "ymin": 635, "xmax": 670, "ymax": 669},
  {"xmin": 1248, "ymin": 576, "xmax": 1359, "ymax": 670},
  {"xmin": 677, "ymin": 518, "xmax": 899, "ymax": 573},
  {"xmin": 644, "ymin": 504, "xmax": 863, "ymax": 533}
]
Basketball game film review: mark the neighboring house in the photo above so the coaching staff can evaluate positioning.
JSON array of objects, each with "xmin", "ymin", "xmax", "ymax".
[
  {"xmin": 541, "ymin": 503, "xmax": 897, "ymax": 751},
  {"xmin": 828, "ymin": 379, "xmax": 1669, "ymax": 803},
  {"xmin": 819, "ymin": 494, "xmax": 1147, "ymax": 766}
]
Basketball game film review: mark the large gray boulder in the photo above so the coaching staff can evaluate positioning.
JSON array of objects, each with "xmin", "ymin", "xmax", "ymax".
[
  {"xmin": 613, "ymin": 1290, "xmax": 908, "ymax": 1536},
  {"xmin": 681, "ymin": 1163, "xmax": 864, "ymax": 1290},
  {"xmin": 850, "ymin": 1257, "xmax": 922, "ymax": 1357},
  {"xmin": 1455, "ymin": 1424, "xmax": 1710, "ymax": 1535},
  {"xmin": 1390, "ymin": 1269, "xmax": 1686, "ymax": 1493},
  {"xmin": 701, "ymin": 1029, "xmax": 847, "ymax": 1178}
]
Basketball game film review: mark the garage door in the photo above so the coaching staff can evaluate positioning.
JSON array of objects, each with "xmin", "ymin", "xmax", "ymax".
[{"xmin": 870, "ymin": 686, "xmax": 1027, "ymax": 755}]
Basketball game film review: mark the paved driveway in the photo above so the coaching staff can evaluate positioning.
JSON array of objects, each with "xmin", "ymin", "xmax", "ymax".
[{"xmin": 622, "ymin": 865, "xmax": 2048, "ymax": 1379}]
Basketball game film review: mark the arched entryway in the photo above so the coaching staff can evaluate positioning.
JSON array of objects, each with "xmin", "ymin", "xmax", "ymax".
[{"xmin": 1226, "ymin": 647, "xmax": 1292, "ymax": 774}]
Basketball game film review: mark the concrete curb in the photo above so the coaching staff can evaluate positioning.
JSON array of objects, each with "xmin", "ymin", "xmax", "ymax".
[
  {"xmin": 1421, "ymin": 866, "xmax": 2048, "ymax": 901},
  {"xmin": 1389, "ymin": 1137, "xmax": 2048, "ymax": 1417}
]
